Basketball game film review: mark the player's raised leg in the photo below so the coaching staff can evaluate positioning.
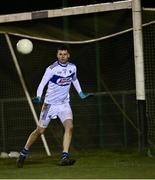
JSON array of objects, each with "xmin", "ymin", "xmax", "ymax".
[{"xmin": 16, "ymin": 126, "xmax": 45, "ymax": 168}]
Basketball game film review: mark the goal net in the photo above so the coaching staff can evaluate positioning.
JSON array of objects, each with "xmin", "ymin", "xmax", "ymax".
[
  {"xmin": 0, "ymin": 0, "xmax": 153, "ymax": 155},
  {"xmin": 142, "ymin": 8, "xmax": 155, "ymax": 149}
]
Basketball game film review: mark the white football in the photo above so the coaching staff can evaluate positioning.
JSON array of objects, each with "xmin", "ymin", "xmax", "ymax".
[
  {"xmin": 0, "ymin": 152, "xmax": 9, "ymax": 158},
  {"xmin": 16, "ymin": 39, "xmax": 33, "ymax": 54},
  {"xmin": 8, "ymin": 151, "xmax": 20, "ymax": 158}
]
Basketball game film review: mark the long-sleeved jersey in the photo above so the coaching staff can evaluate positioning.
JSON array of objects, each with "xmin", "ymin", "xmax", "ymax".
[{"xmin": 37, "ymin": 61, "xmax": 82, "ymax": 105}]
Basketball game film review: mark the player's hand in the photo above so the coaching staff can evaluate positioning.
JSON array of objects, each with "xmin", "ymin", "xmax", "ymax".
[
  {"xmin": 32, "ymin": 96, "xmax": 42, "ymax": 104},
  {"xmin": 79, "ymin": 92, "xmax": 93, "ymax": 99}
]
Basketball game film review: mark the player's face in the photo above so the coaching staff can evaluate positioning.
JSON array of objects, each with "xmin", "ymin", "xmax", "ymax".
[{"xmin": 57, "ymin": 50, "xmax": 70, "ymax": 64}]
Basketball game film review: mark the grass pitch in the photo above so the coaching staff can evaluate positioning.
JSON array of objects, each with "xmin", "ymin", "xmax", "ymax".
[{"xmin": 0, "ymin": 149, "xmax": 155, "ymax": 179}]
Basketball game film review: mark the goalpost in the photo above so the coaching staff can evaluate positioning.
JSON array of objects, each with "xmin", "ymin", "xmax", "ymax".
[
  {"xmin": 132, "ymin": 0, "xmax": 147, "ymax": 151},
  {"xmin": 0, "ymin": 0, "xmax": 149, "ymax": 154}
]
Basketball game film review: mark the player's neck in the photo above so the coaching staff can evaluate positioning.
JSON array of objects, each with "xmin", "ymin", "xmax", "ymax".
[{"xmin": 58, "ymin": 61, "xmax": 69, "ymax": 67}]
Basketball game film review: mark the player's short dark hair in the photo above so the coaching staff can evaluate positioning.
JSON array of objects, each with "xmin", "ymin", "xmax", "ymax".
[{"xmin": 57, "ymin": 45, "xmax": 70, "ymax": 52}]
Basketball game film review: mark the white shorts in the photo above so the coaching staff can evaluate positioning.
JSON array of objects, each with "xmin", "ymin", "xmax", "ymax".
[{"xmin": 38, "ymin": 102, "xmax": 73, "ymax": 128}]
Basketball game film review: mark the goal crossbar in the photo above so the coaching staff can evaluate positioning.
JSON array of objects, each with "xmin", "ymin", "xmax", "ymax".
[{"xmin": 0, "ymin": 0, "xmax": 132, "ymax": 23}]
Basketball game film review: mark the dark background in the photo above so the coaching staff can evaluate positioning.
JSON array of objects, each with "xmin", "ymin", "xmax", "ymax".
[{"xmin": 0, "ymin": 0, "xmax": 154, "ymax": 15}]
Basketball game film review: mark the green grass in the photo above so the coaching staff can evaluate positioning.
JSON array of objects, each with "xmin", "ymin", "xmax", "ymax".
[{"xmin": 0, "ymin": 149, "xmax": 155, "ymax": 179}]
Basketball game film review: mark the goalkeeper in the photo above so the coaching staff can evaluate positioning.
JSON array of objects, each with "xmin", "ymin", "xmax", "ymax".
[{"xmin": 17, "ymin": 45, "xmax": 90, "ymax": 168}]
